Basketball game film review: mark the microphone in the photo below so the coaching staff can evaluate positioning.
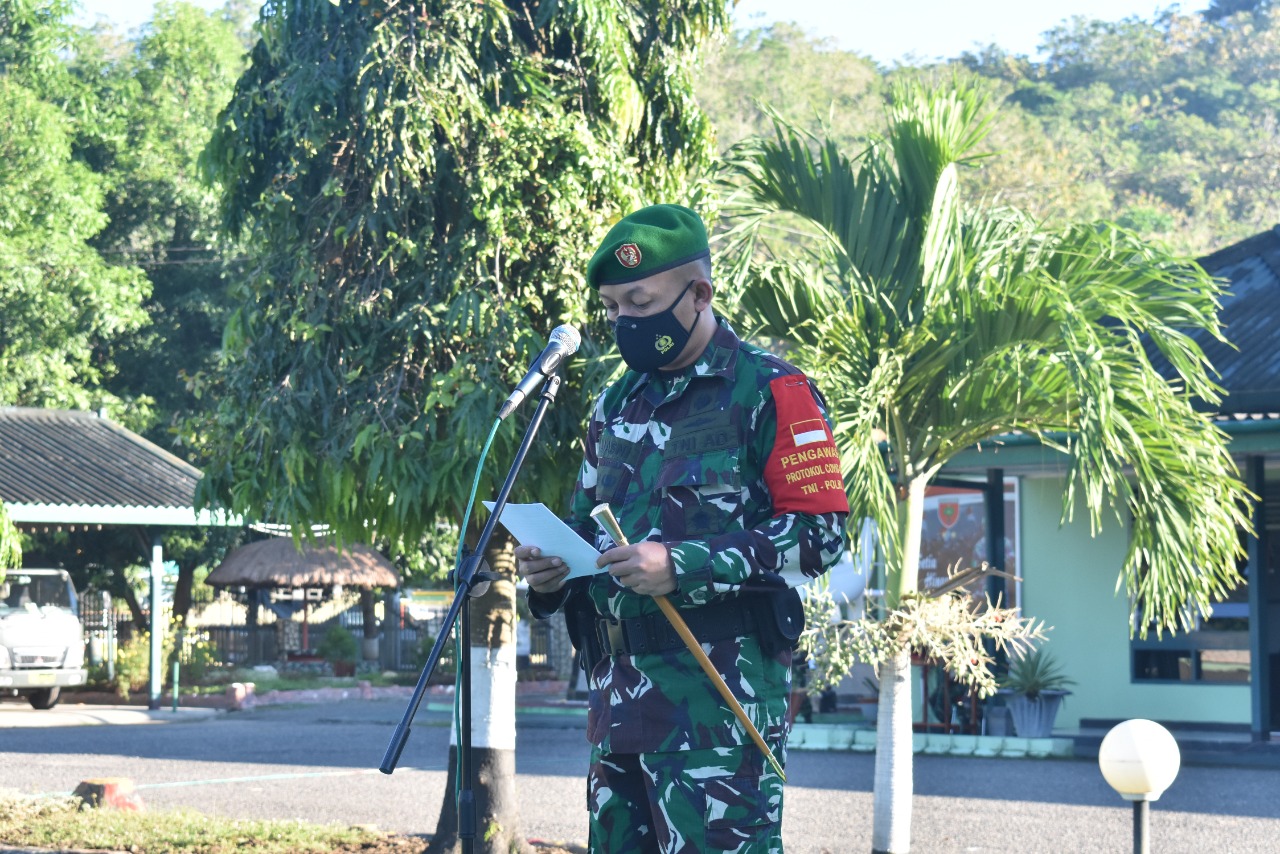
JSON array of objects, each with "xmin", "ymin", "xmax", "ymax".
[{"xmin": 498, "ymin": 325, "xmax": 581, "ymax": 420}]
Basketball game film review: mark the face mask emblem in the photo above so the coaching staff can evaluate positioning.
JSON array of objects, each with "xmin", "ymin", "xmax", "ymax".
[{"xmin": 611, "ymin": 279, "xmax": 700, "ymax": 372}]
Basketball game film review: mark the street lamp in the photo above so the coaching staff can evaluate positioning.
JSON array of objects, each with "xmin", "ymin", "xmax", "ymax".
[{"xmin": 1098, "ymin": 719, "xmax": 1181, "ymax": 854}]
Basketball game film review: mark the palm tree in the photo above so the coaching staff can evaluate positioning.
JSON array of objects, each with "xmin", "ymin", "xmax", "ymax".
[{"xmin": 720, "ymin": 80, "xmax": 1251, "ymax": 854}]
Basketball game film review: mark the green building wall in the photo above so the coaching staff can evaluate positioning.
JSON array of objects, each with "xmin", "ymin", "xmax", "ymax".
[{"xmin": 1018, "ymin": 475, "xmax": 1251, "ymax": 730}]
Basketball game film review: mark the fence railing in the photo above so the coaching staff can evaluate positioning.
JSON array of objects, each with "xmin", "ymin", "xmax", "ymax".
[{"xmin": 76, "ymin": 590, "xmax": 571, "ymax": 679}]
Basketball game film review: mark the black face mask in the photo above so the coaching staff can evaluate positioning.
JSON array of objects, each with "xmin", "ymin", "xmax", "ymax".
[{"xmin": 612, "ymin": 280, "xmax": 700, "ymax": 373}]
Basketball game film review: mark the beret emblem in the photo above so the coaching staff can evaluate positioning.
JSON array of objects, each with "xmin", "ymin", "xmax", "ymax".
[{"xmin": 614, "ymin": 243, "xmax": 642, "ymax": 268}]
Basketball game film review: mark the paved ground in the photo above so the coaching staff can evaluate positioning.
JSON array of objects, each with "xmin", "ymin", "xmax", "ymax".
[
  {"xmin": 2, "ymin": 695, "xmax": 1279, "ymax": 853},
  {"xmin": 0, "ymin": 703, "xmax": 219, "ymax": 729}
]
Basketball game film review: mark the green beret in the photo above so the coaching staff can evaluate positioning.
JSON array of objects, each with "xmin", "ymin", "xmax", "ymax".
[{"xmin": 587, "ymin": 204, "xmax": 710, "ymax": 289}]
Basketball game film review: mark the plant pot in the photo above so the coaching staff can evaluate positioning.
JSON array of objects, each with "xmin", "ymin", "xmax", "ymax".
[
  {"xmin": 332, "ymin": 660, "xmax": 357, "ymax": 677},
  {"xmin": 1006, "ymin": 690, "xmax": 1070, "ymax": 738},
  {"xmin": 983, "ymin": 704, "xmax": 1012, "ymax": 737}
]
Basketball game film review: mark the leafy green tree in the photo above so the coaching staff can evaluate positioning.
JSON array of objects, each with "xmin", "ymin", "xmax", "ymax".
[
  {"xmin": 0, "ymin": 60, "xmax": 149, "ymax": 410},
  {"xmin": 721, "ymin": 80, "xmax": 1251, "ymax": 853},
  {"xmin": 968, "ymin": 6, "xmax": 1280, "ymax": 254},
  {"xmin": 196, "ymin": 2, "xmax": 725, "ymax": 850},
  {"xmin": 697, "ymin": 23, "xmax": 883, "ymax": 153},
  {"xmin": 0, "ymin": 503, "xmax": 19, "ymax": 570},
  {"xmin": 86, "ymin": 0, "xmax": 248, "ymax": 620},
  {"xmin": 891, "ymin": 65, "xmax": 1115, "ymax": 230},
  {"xmin": 696, "ymin": 27, "xmax": 1112, "ymax": 234},
  {"xmin": 1, "ymin": 1, "xmax": 149, "ymax": 412},
  {"xmin": 72, "ymin": 1, "xmax": 248, "ymax": 447},
  {"xmin": 1, "ymin": 0, "xmax": 76, "ymax": 91},
  {"xmin": 2, "ymin": 2, "xmax": 250, "ymax": 630}
]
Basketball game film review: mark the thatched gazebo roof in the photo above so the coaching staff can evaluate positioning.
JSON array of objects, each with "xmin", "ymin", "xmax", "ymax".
[{"xmin": 205, "ymin": 537, "xmax": 399, "ymax": 589}]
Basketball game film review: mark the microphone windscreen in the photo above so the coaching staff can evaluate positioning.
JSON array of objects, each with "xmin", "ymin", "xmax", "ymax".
[{"xmin": 549, "ymin": 324, "xmax": 582, "ymax": 355}]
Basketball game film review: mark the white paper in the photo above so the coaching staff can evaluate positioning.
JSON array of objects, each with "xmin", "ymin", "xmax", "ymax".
[{"xmin": 482, "ymin": 502, "xmax": 604, "ymax": 580}]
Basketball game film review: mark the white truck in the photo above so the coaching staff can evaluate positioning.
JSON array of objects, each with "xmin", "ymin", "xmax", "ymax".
[{"xmin": 0, "ymin": 569, "xmax": 87, "ymax": 709}]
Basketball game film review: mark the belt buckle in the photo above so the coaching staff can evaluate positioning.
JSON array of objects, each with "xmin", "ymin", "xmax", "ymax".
[{"xmin": 602, "ymin": 619, "xmax": 628, "ymax": 656}]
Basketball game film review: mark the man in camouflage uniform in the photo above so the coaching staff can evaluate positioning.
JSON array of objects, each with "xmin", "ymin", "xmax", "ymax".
[{"xmin": 517, "ymin": 204, "xmax": 848, "ymax": 853}]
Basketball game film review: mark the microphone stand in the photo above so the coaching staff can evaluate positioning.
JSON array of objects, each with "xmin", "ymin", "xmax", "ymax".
[{"xmin": 380, "ymin": 374, "xmax": 563, "ymax": 854}]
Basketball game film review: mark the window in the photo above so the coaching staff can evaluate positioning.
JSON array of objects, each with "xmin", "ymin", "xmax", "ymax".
[{"xmin": 1131, "ymin": 534, "xmax": 1251, "ymax": 684}]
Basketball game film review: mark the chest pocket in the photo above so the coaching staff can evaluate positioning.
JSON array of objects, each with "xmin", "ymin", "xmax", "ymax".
[
  {"xmin": 656, "ymin": 448, "xmax": 744, "ymax": 539},
  {"xmin": 596, "ymin": 432, "xmax": 645, "ymax": 507}
]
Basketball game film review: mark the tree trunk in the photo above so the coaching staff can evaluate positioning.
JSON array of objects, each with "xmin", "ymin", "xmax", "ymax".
[
  {"xmin": 426, "ymin": 529, "xmax": 530, "ymax": 854},
  {"xmin": 171, "ymin": 563, "xmax": 195, "ymax": 626},
  {"xmin": 110, "ymin": 571, "xmax": 146, "ymax": 633},
  {"xmin": 360, "ymin": 588, "xmax": 379, "ymax": 639},
  {"xmin": 871, "ymin": 474, "xmax": 929, "ymax": 853},
  {"xmin": 872, "ymin": 648, "xmax": 913, "ymax": 854},
  {"xmin": 892, "ymin": 476, "xmax": 928, "ymax": 606},
  {"xmin": 157, "ymin": 554, "xmax": 192, "ymax": 692},
  {"xmin": 166, "ymin": 564, "xmax": 193, "ymax": 691}
]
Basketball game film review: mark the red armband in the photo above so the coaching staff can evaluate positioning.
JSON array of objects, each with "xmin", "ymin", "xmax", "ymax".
[{"xmin": 763, "ymin": 375, "xmax": 850, "ymax": 516}]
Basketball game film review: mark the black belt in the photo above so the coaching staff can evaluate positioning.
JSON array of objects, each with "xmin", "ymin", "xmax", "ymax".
[{"xmin": 596, "ymin": 599, "xmax": 757, "ymax": 657}]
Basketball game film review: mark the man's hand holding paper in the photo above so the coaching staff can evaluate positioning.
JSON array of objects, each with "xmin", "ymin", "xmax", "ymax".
[
  {"xmin": 514, "ymin": 544, "xmax": 569, "ymax": 594},
  {"xmin": 486, "ymin": 502, "xmax": 606, "ymax": 594}
]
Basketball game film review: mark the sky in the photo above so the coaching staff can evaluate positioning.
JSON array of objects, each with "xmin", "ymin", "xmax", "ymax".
[{"xmin": 74, "ymin": 0, "xmax": 1211, "ymax": 66}]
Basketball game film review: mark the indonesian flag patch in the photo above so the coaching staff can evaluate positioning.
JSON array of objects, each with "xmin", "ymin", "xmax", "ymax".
[
  {"xmin": 790, "ymin": 418, "xmax": 828, "ymax": 447},
  {"xmin": 763, "ymin": 375, "xmax": 850, "ymax": 516}
]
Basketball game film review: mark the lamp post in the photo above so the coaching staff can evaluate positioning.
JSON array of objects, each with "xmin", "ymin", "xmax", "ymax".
[{"xmin": 1097, "ymin": 719, "xmax": 1181, "ymax": 854}]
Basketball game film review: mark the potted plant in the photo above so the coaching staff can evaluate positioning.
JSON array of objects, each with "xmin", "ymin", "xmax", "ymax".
[
  {"xmin": 317, "ymin": 625, "xmax": 360, "ymax": 677},
  {"xmin": 1000, "ymin": 647, "xmax": 1075, "ymax": 738}
]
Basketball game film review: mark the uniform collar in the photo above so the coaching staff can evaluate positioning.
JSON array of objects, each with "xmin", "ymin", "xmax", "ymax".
[{"xmin": 638, "ymin": 316, "xmax": 739, "ymax": 407}]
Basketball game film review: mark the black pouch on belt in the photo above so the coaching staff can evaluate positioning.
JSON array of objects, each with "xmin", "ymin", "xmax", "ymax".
[{"xmin": 751, "ymin": 581, "xmax": 805, "ymax": 657}]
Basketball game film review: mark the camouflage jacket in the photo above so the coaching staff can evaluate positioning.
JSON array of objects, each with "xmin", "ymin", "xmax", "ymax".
[{"xmin": 532, "ymin": 318, "xmax": 848, "ymax": 754}]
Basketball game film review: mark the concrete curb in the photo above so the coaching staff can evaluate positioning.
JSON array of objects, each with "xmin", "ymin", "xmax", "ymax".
[
  {"xmin": 789, "ymin": 723, "xmax": 1075, "ymax": 758},
  {"xmin": 223, "ymin": 680, "xmax": 415, "ymax": 711}
]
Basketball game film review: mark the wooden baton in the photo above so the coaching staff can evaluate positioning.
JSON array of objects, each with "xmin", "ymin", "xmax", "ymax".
[{"xmin": 589, "ymin": 502, "xmax": 786, "ymax": 782}]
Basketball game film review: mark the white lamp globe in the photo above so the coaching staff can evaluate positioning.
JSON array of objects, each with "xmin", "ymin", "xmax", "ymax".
[{"xmin": 1098, "ymin": 719, "xmax": 1181, "ymax": 802}]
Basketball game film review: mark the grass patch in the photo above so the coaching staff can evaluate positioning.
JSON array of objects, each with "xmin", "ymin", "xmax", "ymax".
[{"xmin": 0, "ymin": 791, "xmax": 414, "ymax": 853}]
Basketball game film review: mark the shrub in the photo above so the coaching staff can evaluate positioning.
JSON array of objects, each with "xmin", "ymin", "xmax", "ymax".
[
  {"xmin": 316, "ymin": 625, "xmax": 359, "ymax": 664},
  {"xmin": 113, "ymin": 631, "xmax": 173, "ymax": 699},
  {"xmin": 177, "ymin": 632, "xmax": 220, "ymax": 684}
]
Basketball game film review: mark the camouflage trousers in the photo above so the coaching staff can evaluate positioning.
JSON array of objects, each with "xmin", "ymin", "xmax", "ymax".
[{"xmin": 586, "ymin": 743, "xmax": 785, "ymax": 853}]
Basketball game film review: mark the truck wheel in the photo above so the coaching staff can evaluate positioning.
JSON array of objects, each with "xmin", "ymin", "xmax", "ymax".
[{"xmin": 28, "ymin": 687, "xmax": 61, "ymax": 710}]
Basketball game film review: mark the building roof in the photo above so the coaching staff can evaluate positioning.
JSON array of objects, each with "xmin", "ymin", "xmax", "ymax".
[
  {"xmin": 0, "ymin": 408, "xmax": 231, "ymax": 526},
  {"xmin": 205, "ymin": 536, "xmax": 399, "ymax": 589},
  {"xmin": 1162, "ymin": 225, "xmax": 1280, "ymax": 415}
]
